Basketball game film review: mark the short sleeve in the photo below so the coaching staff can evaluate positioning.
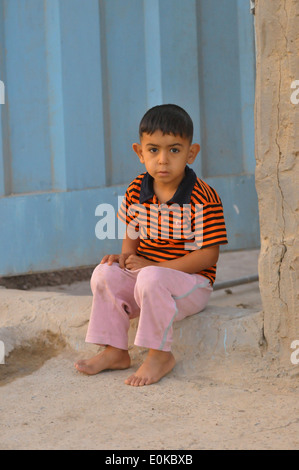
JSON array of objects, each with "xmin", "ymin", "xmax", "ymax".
[
  {"xmin": 117, "ymin": 189, "xmax": 144, "ymax": 236},
  {"xmin": 192, "ymin": 200, "xmax": 228, "ymax": 249},
  {"xmin": 117, "ymin": 189, "xmax": 136, "ymax": 226}
]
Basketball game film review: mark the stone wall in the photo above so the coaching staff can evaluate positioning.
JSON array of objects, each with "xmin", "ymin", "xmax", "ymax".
[{"xmin": 255, "ymin": 0, "xmax": 299, "ymax": 361}]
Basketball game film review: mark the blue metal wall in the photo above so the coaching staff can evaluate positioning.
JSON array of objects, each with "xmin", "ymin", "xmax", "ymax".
[{"xmin": 0, "ymin": 0, "xmax": 258, "ymax": 276}]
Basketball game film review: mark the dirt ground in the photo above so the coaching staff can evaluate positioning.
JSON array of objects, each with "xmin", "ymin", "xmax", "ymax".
[{"xmin": 0, "ymin": 250, "xmax": 299, "ymax": 450}]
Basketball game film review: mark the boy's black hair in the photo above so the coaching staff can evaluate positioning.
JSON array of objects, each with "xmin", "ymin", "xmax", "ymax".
[{"xmin": 139, "ymin": 104, "xmax": 193, "ymax": 142}]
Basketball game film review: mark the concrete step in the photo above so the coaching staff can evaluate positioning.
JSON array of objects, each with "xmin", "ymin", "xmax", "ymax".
[
  {"xmin": 0, "ymin": 286, "xmax": 263, "ymax": 366},
  {"xmin": 129, "ymin": 306, "xmax": 263, "ymax": 360}
]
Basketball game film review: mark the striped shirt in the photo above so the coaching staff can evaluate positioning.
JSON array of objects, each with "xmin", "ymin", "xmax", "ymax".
[{"xmin": 117, "ymin": 166, "xmax": 228, "ymax": 285}]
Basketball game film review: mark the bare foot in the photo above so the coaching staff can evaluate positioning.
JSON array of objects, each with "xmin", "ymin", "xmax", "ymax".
[
  {"xmin": 125, "ymin": 349, "xmax": 175, "ymax": 386},
  {"xmin": 74, "ymin": 346, "xmax": 131, "ymax": 375}
]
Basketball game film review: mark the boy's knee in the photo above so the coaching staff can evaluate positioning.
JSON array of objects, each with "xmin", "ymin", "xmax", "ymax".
[
  {"xmin": 90, "ymin": 262, "xmax": 120, "ymax": 292},
  {"xmin": 135, "ymin": 266, "xmax": 164, "ymax": 292}
]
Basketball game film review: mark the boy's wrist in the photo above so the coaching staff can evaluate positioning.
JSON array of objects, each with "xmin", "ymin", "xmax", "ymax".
[{"xmin": 121, "ymin": 250, "xmax": 137, "ymax": 256}]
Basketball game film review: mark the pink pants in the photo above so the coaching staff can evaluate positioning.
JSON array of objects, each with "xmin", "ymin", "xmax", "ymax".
[{"xmin": 85, "ymin": 263, "xmax": 212, "ymax": 352}]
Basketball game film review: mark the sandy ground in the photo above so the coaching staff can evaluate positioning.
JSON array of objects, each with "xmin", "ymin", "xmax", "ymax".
[{"xmin": 0, "ymin": 249, "xmax": 299, "ymax": 450}]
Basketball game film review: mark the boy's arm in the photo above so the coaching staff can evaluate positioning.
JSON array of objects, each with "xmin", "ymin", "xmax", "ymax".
[
  {"xmin": 158, "ymin": 245, "xmax": 219, "ymax": 274},
  {"xmin": 121, "ymin": 230, "xmax": 140, "ymax": 256},
  {"xmin": 124, "ymin": 245, "xmax": 219, "ymax": 274}
]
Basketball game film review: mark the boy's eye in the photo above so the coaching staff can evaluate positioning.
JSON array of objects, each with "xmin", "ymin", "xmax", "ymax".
[
  {"xmin": 149, "ymin": 148, "xmax": 158, "ymax": 153},
  {"xmin": 170, "ymin": 148, "xmax": 179, "ymax": 153}
]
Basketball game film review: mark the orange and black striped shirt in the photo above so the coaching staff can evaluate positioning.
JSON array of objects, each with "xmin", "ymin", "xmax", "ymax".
[{"xmin": 117, "ymin": 166, "xmax": 228, "ymax": 285}]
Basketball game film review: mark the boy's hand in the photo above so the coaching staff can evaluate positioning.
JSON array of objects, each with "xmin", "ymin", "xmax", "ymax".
[
  {"xmin": 100, "ymin": 252, "xmax": 134, "ymax": 269},
  {"xmin": 125, "ymin": 254, "xmax": 157, "ymax": 270}
]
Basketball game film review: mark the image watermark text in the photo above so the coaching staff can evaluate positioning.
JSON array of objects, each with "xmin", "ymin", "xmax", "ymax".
[
  {"xmin": 290, "ymin": 340, "xmax": 299, "ymax": 365},
  {"xmin": 0, "ymin": 340, "xmax": 5, "ymax": 364},
  {"xmin": 95, "ymin": 199, "xmax": 204, "ymax": 250},
  {"xmin": 0, "ymin": 80, "xmax": 4, "ymax": 104},
  {"xmin": 290, "ymin": 80, "xmax": 299, "ymax": 104}
]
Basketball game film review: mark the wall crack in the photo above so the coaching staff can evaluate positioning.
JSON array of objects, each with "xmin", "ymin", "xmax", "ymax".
[{"xmin": 274, "ymin": 2, "xmax": 288, "ymax": 316}]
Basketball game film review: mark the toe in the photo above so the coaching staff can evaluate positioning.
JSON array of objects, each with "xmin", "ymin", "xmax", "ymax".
[
  {"xmin": 74, "ymin": 361, "xmax": 83, "ymax": 370},
  {"xmin": 75, "ymin": 363, "xmax": 86, "ymax": 373},
  {"xmin": 131, "ymin": 375, "xmax": 140, "ymax": 386},
  {"xmin": 138, "ymin": 377, "xmax": 148, "ymax": 386},
  {"xmin": 124, "ymin": 374, "xmax": 135, "ymax": 385}
]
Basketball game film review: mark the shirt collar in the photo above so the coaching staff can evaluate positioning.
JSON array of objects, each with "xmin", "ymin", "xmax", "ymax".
[{"xmin": 139, "ymin": 166, "xmax": 197, "ymax": 205}]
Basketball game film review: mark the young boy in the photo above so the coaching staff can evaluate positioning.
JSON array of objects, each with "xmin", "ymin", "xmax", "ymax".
[{"xmin": 75, "ymin": 104, "xmax": 228, "ymax": 386}]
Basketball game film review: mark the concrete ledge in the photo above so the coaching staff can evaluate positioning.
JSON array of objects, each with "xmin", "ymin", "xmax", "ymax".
[
  {"xmin": 0, "ymin": 288, "xmax": 263, "ymax": 365},
  {"xmin": 129, "ymin": 306, "xmax": 264, "ymax": 360}
]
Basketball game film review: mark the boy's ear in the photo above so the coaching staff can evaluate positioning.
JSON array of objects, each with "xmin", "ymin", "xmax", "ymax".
[
  {"xmin": 132, "ymin": 143, "xmax": 145, "ymax": 164},
  {"xmin": 187, "ymin": 143, "xmax": 200, "ymax": 164}
]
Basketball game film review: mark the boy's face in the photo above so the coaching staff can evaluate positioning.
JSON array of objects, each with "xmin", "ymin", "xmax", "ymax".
[{"xmin": 132, "ymin": 131, "xmax": 200, "ymax": 188}]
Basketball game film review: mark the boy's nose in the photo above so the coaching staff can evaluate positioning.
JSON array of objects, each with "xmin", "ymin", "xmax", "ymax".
[{"xmin": 158, "ymin": 151, "xmax": 168, "ymax": 164}]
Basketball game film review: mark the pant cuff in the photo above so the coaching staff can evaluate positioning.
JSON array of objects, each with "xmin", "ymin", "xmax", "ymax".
[
  {"xmin": 134, "ymin": 335, "xmax": 171, "ymax": 352},
  {"xmin": 85, "ymin": 335, "xmax": 128, "ymax": 351}
]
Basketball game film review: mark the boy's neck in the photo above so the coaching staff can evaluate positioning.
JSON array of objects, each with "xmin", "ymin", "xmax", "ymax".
[{"xmin": 153, "ymin": 172, "xmax": 185, "ymax": 204}]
